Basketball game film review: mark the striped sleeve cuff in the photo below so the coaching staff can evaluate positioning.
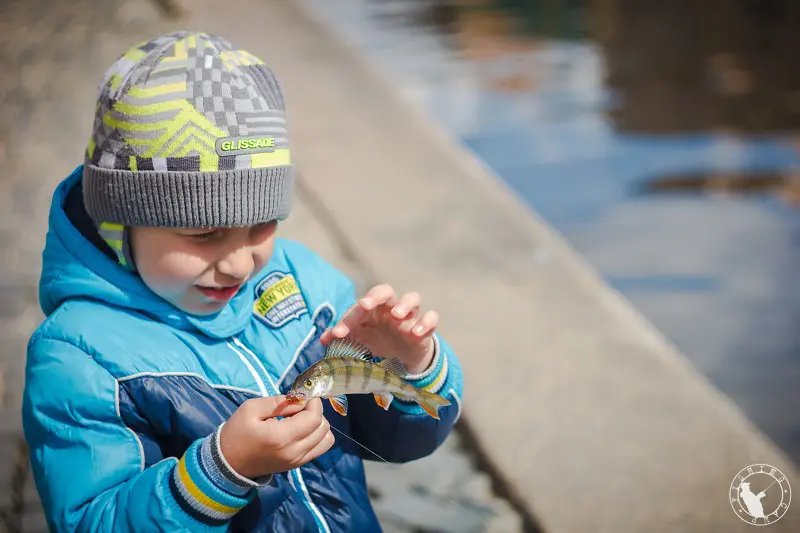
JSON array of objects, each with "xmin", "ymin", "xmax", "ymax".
[
  {"xmin": 168, "ymin": 428, "xmax": 269, "ymax": 526},
  {"xmin": 201, "ymin": 424, "xmax": 273, "ymax": 495},
  {"xmin": 399, "ymin": 334, "xmax": 449, "ymax": 399}
]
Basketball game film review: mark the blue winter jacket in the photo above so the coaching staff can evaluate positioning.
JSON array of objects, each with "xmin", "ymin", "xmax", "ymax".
[{"xmin": 22, "ymin": 166, "xmax": 464, "ymax": 532}]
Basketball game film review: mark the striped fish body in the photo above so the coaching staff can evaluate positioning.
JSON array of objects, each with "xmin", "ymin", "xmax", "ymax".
[
  {"xmin": 320, "ymin": 357, "xmax": 415, "ymax": 397},
  {"xmin": 287, "ymin": 338, "xmax": 450, "ymax": 419}
]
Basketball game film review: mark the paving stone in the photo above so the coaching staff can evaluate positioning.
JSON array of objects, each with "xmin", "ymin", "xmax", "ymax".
[{"xmin": 20, "ymin": 510, "xmax": 48, "ymax": 533}]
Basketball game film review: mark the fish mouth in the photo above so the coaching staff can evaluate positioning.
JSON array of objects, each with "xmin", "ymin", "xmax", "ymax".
[{"xmin": 285, "ymin": 392, "xmax": 308, "ymax": 403}]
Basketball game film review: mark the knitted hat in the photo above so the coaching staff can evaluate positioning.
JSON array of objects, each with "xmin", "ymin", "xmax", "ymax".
[{"xmin": 82, "ymin": 31, "xmax": 294, "ymax": 269}]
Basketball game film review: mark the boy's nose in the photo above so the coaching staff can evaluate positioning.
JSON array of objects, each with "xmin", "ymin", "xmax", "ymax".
[{"xmin": 216, "ymin": 248, "xmax": 255, "ymax": 280}]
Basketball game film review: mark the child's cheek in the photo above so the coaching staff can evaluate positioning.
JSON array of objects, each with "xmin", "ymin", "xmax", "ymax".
[
  {"xmin": 158, "ymin": 253, "xmax": 210, "ymax": 287},
  {"xmin": 140, "ymin": 251, "xmax": 209, "ymax": 295},
  {"xmin": 252, "ymin": 238, "xmax": 276, "ymax": 272}
]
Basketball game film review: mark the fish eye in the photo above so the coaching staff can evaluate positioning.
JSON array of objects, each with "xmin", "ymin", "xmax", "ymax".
[{"xmin": 305, "ymin": 379, "xmax": 313, "ymax": 388}]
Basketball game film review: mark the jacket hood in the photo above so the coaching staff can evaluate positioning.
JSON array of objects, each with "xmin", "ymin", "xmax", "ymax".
[{"xmin": 39, "ymin": 165, "xmax": 258, "ymax": 339}]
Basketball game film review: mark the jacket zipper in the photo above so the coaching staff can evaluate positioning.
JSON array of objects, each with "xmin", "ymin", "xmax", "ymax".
[{"xmin": 228, "ymin": 338, "xmax": 331, "ymax": 533}]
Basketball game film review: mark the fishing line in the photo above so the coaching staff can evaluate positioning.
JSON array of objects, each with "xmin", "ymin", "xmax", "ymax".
[{"xmin": 328, "ymin": 424, "xmax": 483, "ymax": 521}]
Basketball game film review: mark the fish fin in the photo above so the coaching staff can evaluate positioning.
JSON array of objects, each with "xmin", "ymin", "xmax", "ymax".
[
  {"xmin": 377, "ymin": 357, "xmax": 406, "ymax": 377},
  {"xmin": 325, "ymin": 337, "xmax": 373, "ymax": 361},
  {"xmin": 415, "ymin": 389, "xmax": 451, "ymax": 420},
  {"xmin": 395, "ymin": 391, "xmax": 417, "ymax": 402},
  {"xmin": 373, "ymin": 391, "xmax": 394, "ymax": 410},
  {"xmin": 328, "ymin": 395, "xmax": 349, "ymax": 416}
]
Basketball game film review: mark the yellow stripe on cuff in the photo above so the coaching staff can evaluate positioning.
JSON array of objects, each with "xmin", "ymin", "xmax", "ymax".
[
  {"xmin": 177, "ymin": 455, "xmax": 240, "ymax": 515},
  {"xmin": 422, "ymin": 352, "xmax": 448, "ymax": 393}
]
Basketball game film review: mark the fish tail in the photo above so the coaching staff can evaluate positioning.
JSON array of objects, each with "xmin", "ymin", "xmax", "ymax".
[{"xmin": 413, "ymin": 389, "xmax": 451, "ymax": 420}]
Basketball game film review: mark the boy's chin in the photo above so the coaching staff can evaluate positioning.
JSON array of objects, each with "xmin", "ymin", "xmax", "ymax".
[
  {"xmin": 171, "ymin": 295, "xmax": 229, "ymax": 316},
  {"xmin": 187, "ymin": 300, "xmax": 228, "ymax": 316}
]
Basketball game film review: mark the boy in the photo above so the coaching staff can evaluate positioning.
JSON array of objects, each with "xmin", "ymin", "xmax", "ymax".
[{"xmin": 22, "ymin": 31, "xmax": 463, "ymax": 532}]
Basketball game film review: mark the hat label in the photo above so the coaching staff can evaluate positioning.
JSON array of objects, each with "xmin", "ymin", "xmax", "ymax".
[{"xmin": 216, "ymin": 135, "xmax": 276, "ymax": 156}]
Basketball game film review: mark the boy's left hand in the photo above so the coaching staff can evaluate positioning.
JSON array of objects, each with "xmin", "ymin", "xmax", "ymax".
[{"xmin": 320, "ymin": 284, "xmax": 438, "ymax": 375}]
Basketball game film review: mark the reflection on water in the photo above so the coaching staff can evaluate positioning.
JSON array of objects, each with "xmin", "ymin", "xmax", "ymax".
[
  {"xmin": 636, "ymin": 170, "xmax": 800, "ymax": 207},
  {"xmin": 302, "ymin": 0, "xmax": 800, "ymax": 463}
]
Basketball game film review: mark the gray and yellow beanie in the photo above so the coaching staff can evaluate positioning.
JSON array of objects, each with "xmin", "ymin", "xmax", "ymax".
[{"xmin": 82, "ymin": 31, "xmax": 294, "ymax": 269}]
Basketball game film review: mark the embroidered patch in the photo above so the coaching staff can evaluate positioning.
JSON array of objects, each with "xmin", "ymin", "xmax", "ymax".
[{"xmin": 253, "ymin": 272, "xmax": 308, "ymax": 328}]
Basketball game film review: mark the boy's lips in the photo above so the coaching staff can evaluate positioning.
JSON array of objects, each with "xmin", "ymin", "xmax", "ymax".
[{"xmin": 196, "ymin": 284, "xmax": 242, "ymax": 302}]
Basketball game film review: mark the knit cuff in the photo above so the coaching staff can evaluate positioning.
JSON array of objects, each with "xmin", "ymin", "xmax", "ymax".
[
  {"xmin": 402, "ymin": 334, "xmax": 448, "ymax": 396},
  {"xmin": 200, "ymin": 424, "xmax": 273, "ymax": 496},
  {"xmin": 83, "ymin": 164, "xmax": 294, "ymax": 227},
  {"xmin": 168, "ymin": 429, "xmax": 268, "ymax": 526}
]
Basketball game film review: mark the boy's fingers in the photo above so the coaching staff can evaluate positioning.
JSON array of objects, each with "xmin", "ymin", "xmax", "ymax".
[
  {"xmin": 320, "ymin": 328, "xmax": 333, "ymax": 345},
  {"xmin": 304, "ymin": 397, "xmax": 323, "ymax": 416},
  {"xmin": 360, "ymin": 284, "xmax": 396, "ymax": 310},
  {"xmin": 332, "ymin": 322, "xmax": 351, "ymax": 338},
  {"xmin": 412, "ymin": 310, "xmax": 439, "ymax": 337},
  {"xmin": 292, "ymin": 415, "xmax": 331, "ymax": 456},
  {"xmin": 298, "ymin": 426, "xmax": 335, "ymax": 464},
  {"xmin": 248, "ymin": 396, "xmax": 305, "ymax": 420},
  {"xmin": 332, "ymin": 304, "xmax": 366, "ymax": 336},
  {"xmin": 392, "ymin": 292, "xmax": 420, "ymax": 319},
  {"xmin": 283, "ymin": 398, "xmax": 324, "ymax": 439}
]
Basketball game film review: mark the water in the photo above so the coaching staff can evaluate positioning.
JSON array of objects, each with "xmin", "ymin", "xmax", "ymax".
[{"xmin": 299, "ymin": 0, "xmax": 800, "ymax": 464}]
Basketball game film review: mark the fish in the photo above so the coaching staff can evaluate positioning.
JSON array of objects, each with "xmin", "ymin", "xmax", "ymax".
[{"xmin": 285, "ymin": 337, "xmax": 451, "ymax": 419}]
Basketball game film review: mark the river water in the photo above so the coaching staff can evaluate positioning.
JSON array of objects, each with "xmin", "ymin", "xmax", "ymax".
[{"xmin": 299, "ymin": 0, "xmax": 800, "ymax": 465}]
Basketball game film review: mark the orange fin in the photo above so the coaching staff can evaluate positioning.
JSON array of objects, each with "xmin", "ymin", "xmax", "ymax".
[
  {"xmin": 328, "ymin": 395, "xmax": 348, "ymax": 416},
  {"xmin": 419, "ymin": 402, "xmax": 440, "ymax": 420},
  {"xmin": 377, "ymin": 357, "xmax": 406, "ymax": 377},
  {"xmin": 415, "ymin": 390, "xmax": 451, "ymax": 420},
  {"xmin": 373, "ymin": 391, "xmax": 394, "ymax": 410}
]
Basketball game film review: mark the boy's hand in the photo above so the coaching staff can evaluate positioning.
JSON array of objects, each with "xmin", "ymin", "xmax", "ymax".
[
  {"xmin": 320, "ymin": 284, "xmax": 438, "ymax": 375},
  {"xmin": 219, "ymin": 396, "xmax": 334, "ymax": 480}
]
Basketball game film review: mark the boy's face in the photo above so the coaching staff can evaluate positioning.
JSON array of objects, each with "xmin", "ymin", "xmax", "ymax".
[{"xmin": 130, "ymin": 221, "xmax": 278, "ymax": 315}]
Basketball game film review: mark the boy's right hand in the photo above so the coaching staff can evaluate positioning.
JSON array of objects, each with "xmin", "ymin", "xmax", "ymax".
[{"xmin": 219, "ymin": 395, "xmax": 334, "ymax": 480}]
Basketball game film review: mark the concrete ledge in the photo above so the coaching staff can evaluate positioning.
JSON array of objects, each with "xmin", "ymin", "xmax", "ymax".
[{"xmin": 179, "ymin": 1, "xmax": 798, "ymax": 531}]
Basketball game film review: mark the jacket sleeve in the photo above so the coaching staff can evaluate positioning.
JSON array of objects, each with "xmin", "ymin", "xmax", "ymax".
[
  {"xmin": 22, "ymin": 336, "xmax": 269, "ymax": 532},
  {"xmin": 330, "ymin": 272, "xmax": 464, "ymax": 463}
]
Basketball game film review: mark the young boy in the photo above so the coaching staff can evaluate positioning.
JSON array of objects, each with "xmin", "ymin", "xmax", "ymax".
[{"xmin": 22, "ymin": 31, "xmax": 463, "ymax": 532}]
